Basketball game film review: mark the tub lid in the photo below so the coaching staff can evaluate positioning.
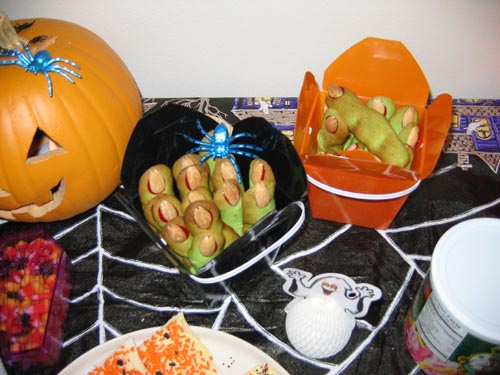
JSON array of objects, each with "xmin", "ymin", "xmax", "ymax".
[{"xmin": 431, "ymin": 218, "xmax": 500, "ymax": 343}]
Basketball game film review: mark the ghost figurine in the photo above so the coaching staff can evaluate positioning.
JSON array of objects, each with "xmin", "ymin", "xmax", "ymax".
[{"xmin": 282, "ymin": 268, "xmax": 382, "ymax": 359}]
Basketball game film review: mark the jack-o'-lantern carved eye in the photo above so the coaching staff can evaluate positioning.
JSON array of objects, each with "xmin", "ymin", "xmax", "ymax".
[{"xmin": 26, "ymin": 128, "xmax": 64, "ymax": 164}]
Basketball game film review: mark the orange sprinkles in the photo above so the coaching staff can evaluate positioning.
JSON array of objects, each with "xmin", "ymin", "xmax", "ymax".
[
  {"xmin": 87, "ymin": 339, "xmax": 150, "ymax": 375},
  {"xmin": 138, "ymin": 313, "xmax": 218, "ymax": 375},
  {"xmin": 85, "ymin": 313, "xmax": 281, "ymax": 375}
]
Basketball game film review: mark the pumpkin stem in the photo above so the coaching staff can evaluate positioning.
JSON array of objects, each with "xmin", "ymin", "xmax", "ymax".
[{"xmin": 0, "ymin": 12, "xmax": 26, "ymax": 50}]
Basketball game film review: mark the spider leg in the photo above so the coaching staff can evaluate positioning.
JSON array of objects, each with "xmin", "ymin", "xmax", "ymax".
[
  {"xmin": 18, "ymin": 53, "xmax": 32, "ymax": 67},
  {"xmin": 229, "ymin": 132, "xmax": 258, "ymax": 141},
  {"xmin": 199, "ymin": 151, "xmax": 217, "ymax": 164},
  {"xmin": 227, "ymin": 143, "xmax": 264, "ymax": 153},
  {"xmin": 42, "ymin": 72, "xmax": 54, "ymax": 97},
  {"xmin": 4, "ymin": 44, "xmax": 33, "ymax": 66},
  {"xmin": 1, "ymin": 47, "xmax": 29, "ymax": 63},
  {"xmin": 0, "ymin": 48, "xmax": 15, "ymax": 57},
  {"xmin": 195, "ymin": 119, "xmax": 214, "ymax": 142},
  {"xmin": 3, "ymin": 48, "xmax": 31, "ymax": 66},
  {"xmin": 0, "ymin": 60, "xmax": 24, "ymax": 68},
  {"xmin": 1, "ymin": 47, "xmax": 23, "ymax": 59},
  {"xmin": 227, "ymin": 154, "xmax": 243, "ymax": 183},
  {"xmin": 230, "ymin": 149, "xmax": 262, "ymax": 160},
  {"xmin": 178, "ymin": 132, "xmax": 214, "ymax": 148},
  {"xmin": 21, "ymin": 43, "xmax": 34, "ymax": 60},
  {"xmin": 47, "ymin": 57, "xmax": 80, "ymax": 70},
  {"xmin": 49, "ymin": 64, "xmax": 82, "ymax": 79},
  {"xmin": 47, "ymin": 65, "xmax": 82, "ymax": 82}
]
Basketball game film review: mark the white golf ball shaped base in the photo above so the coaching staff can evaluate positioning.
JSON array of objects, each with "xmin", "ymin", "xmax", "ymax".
[{"xmin": 285, "ymin": 295, "xmax": 356, "ymax": 359}]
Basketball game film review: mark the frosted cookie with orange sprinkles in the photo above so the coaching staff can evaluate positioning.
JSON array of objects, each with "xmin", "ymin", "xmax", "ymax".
[
  {"xmin": 87, "ymin": 338, "xmax": 151, "ymax": 375},
  {"xmin": 243, "ymin": 363, "xmax": 280, "ymax": 375},
  {"xmin": 138, "ymin": 313, "xmax": 218, "ymax": 375}
]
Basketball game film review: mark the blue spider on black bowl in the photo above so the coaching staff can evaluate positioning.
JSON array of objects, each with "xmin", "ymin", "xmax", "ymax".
[
  {"xmin": 178, "ymin": 119, "xmax": 264, "ymax": 184},
  {"xmin": 118, "ymin": 104, "xmax": 308, "ymax": 281}
]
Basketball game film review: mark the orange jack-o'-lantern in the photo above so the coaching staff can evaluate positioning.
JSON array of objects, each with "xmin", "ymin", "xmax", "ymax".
[{"xmin": 0, "ymin": 14, "xmax": 143, "ymax": 222}]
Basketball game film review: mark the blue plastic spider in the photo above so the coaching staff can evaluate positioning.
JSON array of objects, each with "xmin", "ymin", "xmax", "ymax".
[
  {"xmin": 0, "ymin": 43, "xmax": 81, "ymax": 97},
  {"xmin": 179, "ymin": 119, "xmax": 264, "ymax": 183}
]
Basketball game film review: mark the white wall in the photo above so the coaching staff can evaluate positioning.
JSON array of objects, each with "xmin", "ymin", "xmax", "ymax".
[{"xmin": 2, "ymin": 0, "xmax": 499, "ymax": 99}]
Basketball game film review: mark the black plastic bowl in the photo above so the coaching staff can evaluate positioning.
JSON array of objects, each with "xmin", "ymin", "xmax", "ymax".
[{"xmin": 116, "ymin": 104, "xmax": 307, "ymax": 283}]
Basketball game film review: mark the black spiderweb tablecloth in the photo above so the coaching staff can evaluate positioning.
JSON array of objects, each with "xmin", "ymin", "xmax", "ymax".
[{"xmin": 1, "ymin": 98, "xmax": 499, "ymax": 375}]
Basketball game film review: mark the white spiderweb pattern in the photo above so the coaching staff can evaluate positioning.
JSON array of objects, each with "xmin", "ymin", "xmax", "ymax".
[
  {"xmin": 52, "ymin": 192, "xmax": 500, "ymax": 374},
  {"xmin": 11, "ymin": 98, "xmax": 498, "ymax": 375}
]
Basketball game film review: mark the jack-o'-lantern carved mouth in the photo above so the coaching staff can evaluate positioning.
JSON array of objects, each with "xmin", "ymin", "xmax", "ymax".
[
  {"xmin": 0, "ymin": 129, "xmax": 66, "ymax": 220},
  {"xmin": 0, "ymin": 179, "xmax": 66, "ymax": 220}
]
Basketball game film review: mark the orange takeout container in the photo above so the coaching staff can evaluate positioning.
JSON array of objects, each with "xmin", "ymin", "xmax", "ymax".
[{"xmin": 294, "ymin": 37, "xmax": 453, "ymax": 229}]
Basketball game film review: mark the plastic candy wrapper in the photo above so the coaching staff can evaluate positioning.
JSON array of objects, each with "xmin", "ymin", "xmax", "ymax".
[{"xmin": 0, "ymin": 228, "xmax": 72, "ymax": 370}]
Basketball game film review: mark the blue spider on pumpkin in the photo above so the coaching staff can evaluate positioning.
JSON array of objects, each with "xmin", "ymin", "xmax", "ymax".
[
  {"xmin": 179, "ymin": 119, "xmax": 264, "ymax": 184},
  {"xmin": 0, "ymin": 40, "xmax": 81, "ymax": 97}
]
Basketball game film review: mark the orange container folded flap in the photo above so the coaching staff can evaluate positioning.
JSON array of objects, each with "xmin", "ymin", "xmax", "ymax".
[
  {"xmin": 418, "ymin": 93, "xmax": 453, "ymax": 178},
  {"xmin": 322, "ymin": 37, "xmax": 430, "ymax": 108},
  {"xmin": 295, "ymin": 71, "xmax": 322, "ymax": 155}
]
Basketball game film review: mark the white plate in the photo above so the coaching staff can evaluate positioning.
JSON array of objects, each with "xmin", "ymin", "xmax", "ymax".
[{"xmin": 59, "ymin": 326, "xmax": 289, "ymax": 375}]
